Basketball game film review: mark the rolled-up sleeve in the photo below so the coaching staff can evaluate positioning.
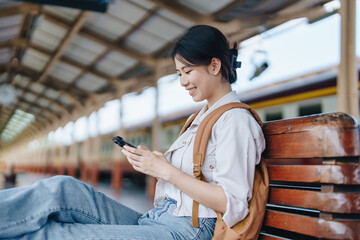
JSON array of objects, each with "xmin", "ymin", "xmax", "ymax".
[{"xmin": 212, "ymin": 110, "xmax": 265, "ymax": 227}]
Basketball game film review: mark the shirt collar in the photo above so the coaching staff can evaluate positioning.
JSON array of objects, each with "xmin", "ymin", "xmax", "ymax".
[{"xmin": 192, "ymin": 91, "xmax": 240, "ymax": 126}]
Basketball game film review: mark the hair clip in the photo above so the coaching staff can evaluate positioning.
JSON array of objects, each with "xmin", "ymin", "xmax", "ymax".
[{"xmin": 231, "ymin": 54, "xmax": 242, "ymax": 69}]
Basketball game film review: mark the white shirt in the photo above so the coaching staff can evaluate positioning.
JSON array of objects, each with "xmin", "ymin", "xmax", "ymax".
[{"xmin": 154, "ymin": 91, "xmax": 265, "ymax": 228}]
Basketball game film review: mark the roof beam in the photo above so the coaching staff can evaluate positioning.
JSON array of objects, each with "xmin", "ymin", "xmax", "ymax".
[
  {"xmin": 43, "ymin": 11, "xmax": 155, "ymax": 68},
  {"xmin": 211, "ymin": 0, "xmax": 248, "ymax": 21},
  {"xmin": 37, "ymin": 11, "xmax": 90, "ymax": 83},
  {"xmin": 0, "ymin": 62, "xmax": 84, "ymax": 115},
  {"xmin": 115, "ymin": 6, "xmax": 160, "ymax": 45},
  {"xmin": 146, "ymin": 0, "xmax": 200, "ymax": 23},
  {"xmin": 145, "ymin": 0, "xmax": 243, "ymax": 43},
  {"xmin": 0, "ymin": 3, "xmax": 41, "ymax": 18},
  {"xmin": 226, "ymin": 5, "xmax": 328, "ymax": 43},
  {"xmin": 15, "ymin": 85, "xmax": 71, "ymax": 114},
  {"xmin": 17, "ymin": 96, "xmax": 61, "ymax": 120},
  {"xmin": 12, "ymin": 38, "xmax": 114, "ymax": 82},
  {"xmin": 0, "ymin": 41, "xmax": 11, "ymax": 49},
  {"xmin": 79, "ymin": 29, "xmax": 154, "ymax": 67},
  {"xmin": 8, "ymin": 9, "xmax": 41, "ymax": 85},
  {"xmin": 9, "ymin": 63, "xmax": 86, "ymax": 107}
]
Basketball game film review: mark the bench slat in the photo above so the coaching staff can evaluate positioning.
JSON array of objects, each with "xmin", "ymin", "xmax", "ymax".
[
  {"xmin": 268, "ymin": 165, "xmax": 360, "ymax": 184},
  {"xmin": 262, "ymin": 113, "xmax": 358, "ymax": 134},
  {"xmin": 263, "ymin": 210, "xmax": 360, "ymax": 239},
  {"xmin": 264, "ymin": 128, "xmax": 360, "ymax": 158},
  {"xmin": 265, "ymin": 158, "xmax": 323, "ymax": 165},
  {"xmin": 269, "ymin": 188, "xmax": 360, "ymax": 213}
]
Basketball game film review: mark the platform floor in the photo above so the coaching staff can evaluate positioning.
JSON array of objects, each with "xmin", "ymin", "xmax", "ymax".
[{"xmin": 6, "ymin": 173, "xmax": 153, "ymax": 214}]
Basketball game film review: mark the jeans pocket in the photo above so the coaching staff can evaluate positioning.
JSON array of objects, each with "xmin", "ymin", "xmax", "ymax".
[
  {"xmin": 146, "ymin": 198, "xmax": 177, "ymax": 220},
  {"xmin": 191, "ymin": 218, "xmax": 216, "ymax": 240},
  {"xmin": 201, "ymin": 218, "xmax": 216, "ymax": 230}
]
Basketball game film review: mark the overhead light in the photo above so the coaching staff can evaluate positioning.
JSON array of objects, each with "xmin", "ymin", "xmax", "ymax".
[{"xmin": 0, "ymin": 110, "xmax": 35, "ymax": 143}]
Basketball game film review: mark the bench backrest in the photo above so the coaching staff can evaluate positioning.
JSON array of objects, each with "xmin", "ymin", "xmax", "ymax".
[{"xmin": 259, "ymin": 112, "xmax": 360, "ymax": 240}]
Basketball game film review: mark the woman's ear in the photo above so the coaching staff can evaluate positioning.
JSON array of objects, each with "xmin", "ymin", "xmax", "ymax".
[{"xmin": 209, "ymin": 58, "xmax": 221, "ymax": 75}]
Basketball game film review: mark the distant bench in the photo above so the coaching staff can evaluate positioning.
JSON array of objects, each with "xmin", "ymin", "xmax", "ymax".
[{"xmin": 259, "ymin": 112, "xmax": 360, "ymax": 239}]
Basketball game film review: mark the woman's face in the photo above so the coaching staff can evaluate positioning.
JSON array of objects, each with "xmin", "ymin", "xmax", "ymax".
[{"xmin": 175, "ymin": 56, "xmax": 230, "ymax": 107}]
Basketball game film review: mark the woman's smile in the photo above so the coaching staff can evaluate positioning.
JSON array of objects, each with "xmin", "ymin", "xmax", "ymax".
[{"xmin": 187, "ymin": 87, "xmax": 196, "ymax": 96}]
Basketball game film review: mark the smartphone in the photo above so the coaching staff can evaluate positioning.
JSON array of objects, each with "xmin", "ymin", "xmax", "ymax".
[{"xmin": 112, "ymin": 136, "xmax": 137, "ymax": 149}]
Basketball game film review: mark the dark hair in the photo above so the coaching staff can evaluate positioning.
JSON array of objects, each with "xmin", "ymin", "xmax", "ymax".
[{"xmin": 171, "ymin": 25, "xmax": 239, "ymax": 84}]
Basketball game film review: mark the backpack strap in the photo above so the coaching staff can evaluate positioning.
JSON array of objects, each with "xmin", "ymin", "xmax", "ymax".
[
  {"xmin": 178, "ymin": 108, "xmax": 201, "ymax": 137},
  {"xmin": 190, "ymin": 102, "xmax": 263, "ymax": 227}
]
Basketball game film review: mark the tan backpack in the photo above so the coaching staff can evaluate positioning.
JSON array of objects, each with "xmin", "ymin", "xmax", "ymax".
[{"xmin": 179, "ymin": 102, "xmax": 269, "ymax": 240}]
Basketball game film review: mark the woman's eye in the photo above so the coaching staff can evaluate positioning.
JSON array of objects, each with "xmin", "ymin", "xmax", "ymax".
[{"xmin": 185, "ymin": 70, "xmax": 192, "ymax": 75}]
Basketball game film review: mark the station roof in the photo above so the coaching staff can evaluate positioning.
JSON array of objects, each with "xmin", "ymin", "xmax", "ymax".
[{"xmin": 0, "ymin": 0, "xmax": 332, "ymax": 147}]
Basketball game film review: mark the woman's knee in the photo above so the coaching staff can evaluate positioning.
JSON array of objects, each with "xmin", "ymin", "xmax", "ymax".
[
  {"xmin": 48, "ymin": 175, "xmax": 77, "ymax": 184},
  {"xmin": 38, "ymin": 175, "xmax": 82, "ymax": 192}
]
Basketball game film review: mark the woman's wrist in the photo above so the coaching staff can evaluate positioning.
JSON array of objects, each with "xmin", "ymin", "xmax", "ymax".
[{"xmin": 161, "ymin": 163, "xmax": 178, "ymax": 182}]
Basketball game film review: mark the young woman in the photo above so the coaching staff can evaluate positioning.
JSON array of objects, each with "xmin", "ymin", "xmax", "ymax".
[{"xmin": 0, "ymin": 25, "xmax": 265, "ymax": 240}]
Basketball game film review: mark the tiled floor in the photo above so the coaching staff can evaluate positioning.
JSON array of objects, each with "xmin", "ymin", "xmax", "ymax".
[{"xmin": 6, "ymin": 173, "xmax": 153, "ymax": 214}]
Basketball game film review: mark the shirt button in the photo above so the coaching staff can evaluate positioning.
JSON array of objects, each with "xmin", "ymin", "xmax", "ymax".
[
  {"xmin": 209, "ymin": 165, "xmax": 214, "ymax": 169},
  {"xmin": 183, "ymin": 141, "xmax": 187, "ymax": 144}
]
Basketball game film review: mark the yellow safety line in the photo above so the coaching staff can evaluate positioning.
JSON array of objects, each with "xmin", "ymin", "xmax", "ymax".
[{"xmin": 251, "ymin": 81, "xmax": 360, "ymax": 109}]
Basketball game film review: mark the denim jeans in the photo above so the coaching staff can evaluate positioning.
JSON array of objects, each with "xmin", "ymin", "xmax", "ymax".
[{"xmin": 0, "ymin": 175, "xmax": 216, "ymax": 240}]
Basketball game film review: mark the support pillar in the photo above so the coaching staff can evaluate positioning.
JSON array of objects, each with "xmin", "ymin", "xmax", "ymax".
[
  {"xmin": 112, "ymin": 161, "xmax": 123, "ymax": 191},
  {"xmin": 48, "ymin": 146, "xmax": 55, "ymax": 175},
  {"xmin": 67, "ymin": 123, "xmax": 79, "ymax": 178},
  {"xmin": 67, "ymin": 142, "xmax": 78, "ymax": 178},
  {"xmin": 148, "ymin": 74, "xmax": 161, "ymax": 199},
  {"xmin": 111, "ymin": 99, "xmax": 126, "ymax": 192},
  {"xmin": 67, "ymin": 164, "xmax": 77, "ymax": 178},
  {"xmin": 89, "ymin": 112, "xmax": 100, "ymax": 187},
  {"xmin": 80, "ymin": 161, "xmax": 89, "ymax": 182},
  {"xmin": 58, "ymin": 145, "xmax": 66, "ymax": 175},
  {"xmin": 338, "ymin": 0, "xmax": 359, "ymax": 121},
  {"xmin": 81, "ymin": 138, "xmax": 90, "ymax": 182},
  {"xmin": 90, "ymin": 135, "xmax": 100, "ymax": 186}
]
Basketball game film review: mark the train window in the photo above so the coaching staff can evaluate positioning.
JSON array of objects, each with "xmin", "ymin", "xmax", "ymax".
[
  {"xmin": 265, "ymin": 112, "xmax": 283, "ymax": 121},
  {"xmin": 161, "ymin": 125, "xmax": 183, "ymax": 151},
  {"xmin": 127, "ymin": 134, "xmax": 151, "ymax": 149},
  {"xmin": 299, "ymin": 103, "xmax": 322, "ymax": 116},
  {"xmin": 101, "ymin": 141, "xmax": 113, "ymax": 157}
]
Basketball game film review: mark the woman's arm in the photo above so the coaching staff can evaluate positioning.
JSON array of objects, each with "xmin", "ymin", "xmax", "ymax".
[{"xmin": 121, "ymin": 145, "xmax": 227, "ymax": 213}]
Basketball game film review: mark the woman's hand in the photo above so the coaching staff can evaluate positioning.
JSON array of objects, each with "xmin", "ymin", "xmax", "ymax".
[
  {"xmin": 123, "ymin": 145, "xmax": 227, "ymax": 213},
  {"xmin": 121, "ymin": 145, "xmax": 172, "ymax": 180}
]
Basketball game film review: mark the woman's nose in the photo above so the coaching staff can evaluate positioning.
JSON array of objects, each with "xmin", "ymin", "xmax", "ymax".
[{"xmin": 180, "ymin": 76, "xmax": 189, "ymax": 87}]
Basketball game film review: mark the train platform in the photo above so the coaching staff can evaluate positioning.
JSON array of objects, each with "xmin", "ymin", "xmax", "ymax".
[{"xmin": 2, "ymin": 173, "xmax": 153, "ymax": 214}]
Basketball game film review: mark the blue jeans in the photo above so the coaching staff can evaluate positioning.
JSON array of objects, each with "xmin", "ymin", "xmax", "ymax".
[{"xmin": 0, "ymin": 175, "xmax": 215, "ymax": 239}]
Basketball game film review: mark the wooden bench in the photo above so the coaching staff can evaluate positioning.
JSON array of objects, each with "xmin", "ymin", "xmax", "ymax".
[{"xmin": 259, "ymin": 112, "xmax": 360, "ymax": 239}]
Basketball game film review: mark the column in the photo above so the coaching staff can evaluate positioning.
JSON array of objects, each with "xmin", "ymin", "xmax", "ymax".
[
  {"xmin": 337, "ymin": 0, "xmax": 359, "ymax": 121},
  {"xmin": 58, "ymin": 145, "xmax": 66, "ymax": 175},
  {"xmin": 148, "ymin": 74, "xmax": 161, "ymax": 198},
  {"xmin": 111, "ymin": 99, "xmax": 126, "ymax": 191},
  {"xmin": 88, "ymin": 112, "xmax": 100, "ymax": 186},
  {"xmin": 90, "ymin": 135, "xmax": 100, "ymax": 186},
  {"xmin": 80, "ymin": 137, "xmax": 90, "ymax": 182},
  {"xmin": 67, "ymin": 141, "xmax": 78, "ymax": 178}
]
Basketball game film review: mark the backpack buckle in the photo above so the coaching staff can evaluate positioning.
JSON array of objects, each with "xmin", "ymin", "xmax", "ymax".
[{"xmin": 193, "ymin": 164, "xmax": 201, "ymax": 177}]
